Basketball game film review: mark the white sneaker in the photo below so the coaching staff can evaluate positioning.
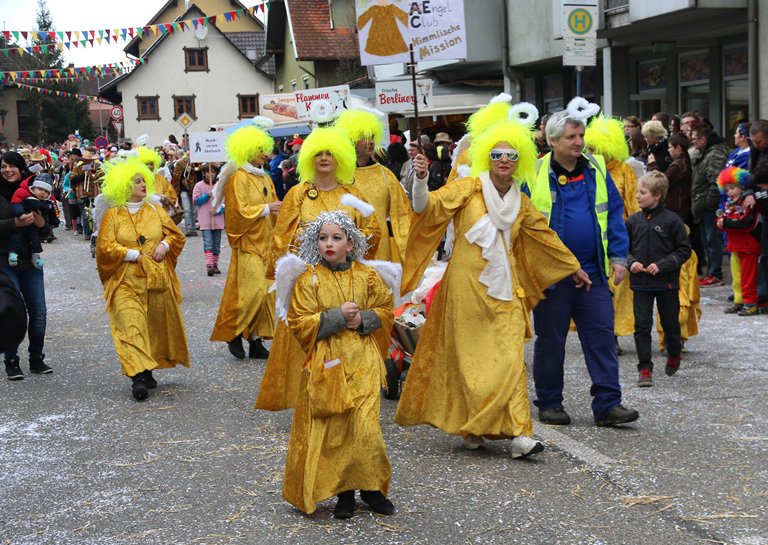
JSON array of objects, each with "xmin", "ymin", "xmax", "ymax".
[
  {"xmin": 463, "ymin": 434, "xmax": 485, "ymax": 450},
  {"xmin": 510, "ymin": 436, "xmax": 543, "ymax": 459}
]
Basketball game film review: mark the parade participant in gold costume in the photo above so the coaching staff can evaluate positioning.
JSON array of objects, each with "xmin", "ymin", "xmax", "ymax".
[
  {"xmin": 277, "ymin": 211, "xmax": 398, "ymax": 519},
  {"xmin": 333, "ymin": 108, "xmax": 411, "ymax": 264},
  {"xmin": 96, "ymin": 158, "xmax": 189, "ymax": 401},
  {"xmin": 210, "ymin": 120, "xmax": 280, "ymax": 359},
  {"xmin": 136, "ymin": 145, "xmax": 179, "ymax": 220},
  {"xmin": 394, "ymin": 118, "xmax": 588, "ymax": 457},
  {"xmin": 584, "ymin": 116, "xmax": 641, "ymax": 353},
  {"xmin": 255, "ymin": 127, "xmax": 381, "ymax": 412}
]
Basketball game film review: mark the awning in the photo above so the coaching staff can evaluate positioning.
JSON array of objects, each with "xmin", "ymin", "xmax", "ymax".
[{"xmin": 268, "ymin": 123, "xmax": 312, "ymax": 138}]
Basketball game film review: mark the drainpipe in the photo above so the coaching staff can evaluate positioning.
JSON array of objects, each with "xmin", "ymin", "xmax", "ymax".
[
  {"xmin": 501, "ymin": 0, "xmax": 524, "ymax": 101},
  {"xmin": 748, "ymin": 0, "xmax": 759, "ymax": 118}
]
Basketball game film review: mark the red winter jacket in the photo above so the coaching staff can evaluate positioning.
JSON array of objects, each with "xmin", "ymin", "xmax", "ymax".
[
  {"xmin": 717, "ymin": 197, "xmax": 762, "ymax": 254},
  {"xmin": 10, "ymin": 177, "xmax": 34, "ymax": 206}
]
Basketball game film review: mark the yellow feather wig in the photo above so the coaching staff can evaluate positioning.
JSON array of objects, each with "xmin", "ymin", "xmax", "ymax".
[
  {"xmin": 469, "ymin": 121, "xmax": 537, "ymax": 183},
  {"xmin": 585, "ymin": 116, "xmax": 629, "ymax": 162},
  {"xmin": 100, "ymin": 158, "xmax": 155, "ymax": 207},
  {"xmin": 135, "ymin": 146, "xmax": 162, "ymax": 171},
  {"xmin": 332, "ymin": 108, "xmax": 385, "ymax": 145},
  {"xmin": 225, "ymin": 125, "xmax": 274, "ymax": 168},
  {"xmin": 297, "ymin": 127, "xmax": 357, "ymax": 185},
  {"xmin": 465, "ymin": 101, "xmax": 512, "ymax": 136}
]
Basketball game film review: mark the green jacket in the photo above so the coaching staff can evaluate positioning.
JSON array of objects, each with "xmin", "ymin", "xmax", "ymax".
[{"xmin": 691, "ymin": 137, "xmax": 728, "ymax": 222}]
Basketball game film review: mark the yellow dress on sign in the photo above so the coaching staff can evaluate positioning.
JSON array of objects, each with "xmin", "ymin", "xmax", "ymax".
[
  {"xmin": 357, "ymin": 4, "xmax": 409, "ymax": 57},
  {"xmin": 607, "ymin": 160, "xmax": 640, "ymax": 337},
  {"xmin": 255, "ymin": 184, "xmax": 381, "ymax": 411},
  {"xmin": 211, "ymin": 169, "xmax": 277, "ymax": 343},
  {"xmin": 282, "ymin": 262, "xmax": 393, "ymax": 514},
  {"xmin": 96, "ymin": 203, "xmax": 189, "ymax": 377},
  {"xmin": 353, "ymin": 163, "xmax": 412, "ymax": 264},
  {"xmin": 394, "ymin": 178, "xmax": 580, "ymax": 438}
]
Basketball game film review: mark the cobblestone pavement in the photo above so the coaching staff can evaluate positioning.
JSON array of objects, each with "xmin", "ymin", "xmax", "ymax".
[{"xmin": 1, "ymin": 228, "xmax": 766, "ymax": 545}]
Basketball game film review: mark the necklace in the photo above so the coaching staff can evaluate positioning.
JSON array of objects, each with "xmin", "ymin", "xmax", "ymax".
[{"xmin": 125, "ymin": 204, "xmax": 146, "ymax": 247}]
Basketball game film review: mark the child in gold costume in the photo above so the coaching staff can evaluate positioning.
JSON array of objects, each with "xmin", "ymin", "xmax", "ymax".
[
  {"xmin": 255, "ymin": 127, "xmax": 381, "ymax": 411},
  {"xmin": 210, "ymin": 120, "xmax": 280, "ymax": 359},
  {"xmin": 395, "ymin": 119, "xmax": 589, "ymax": 457},
  {"xmin": 278, "ymin": 210, "xmax": 398, "ymax": 519},
  {"xmin": 96, "ymin": 158, "xmax": 188, "ymax": 401}
]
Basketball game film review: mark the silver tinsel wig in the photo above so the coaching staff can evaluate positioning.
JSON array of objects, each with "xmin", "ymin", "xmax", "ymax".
[{"xmin": 296, "ymin": 211, "xmax": 370, "ymax": 264}]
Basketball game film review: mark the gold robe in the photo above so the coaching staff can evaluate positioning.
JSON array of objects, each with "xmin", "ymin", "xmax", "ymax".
[
  {"xmin": 96, "ymin": 202, "xmax": 189, "ymax": 377},
  {"xmin": 607, "ymin": 160, "xmax": 640, "ymax": 337},
  {"xmin": 445, "ymin": 148, "xmax": 471, "ymax": 185},
  {"xmin": 394, "ymin": 178, "xmax": 580, "ymax": 438},
  {"xmin": 282, "ymin": 262, "xmax": 393, "ymax": 514},
  {"xmin": 211, "ymin": 169, "xmax": 277, "ymax": 342},
  {"xmin": 658, "ymin": 250, "xmax": 701, "ymax": 348},
  {"xmin": 255, "ymin": 184, "xmax": 381, "ymax": 411},
  {"xmin": 154, "ymin": 173, "xmax": 178, "ymax": 207},
  {"xmin": 353, "ymin": 163, "xmax": 412, "ymax": 264}
]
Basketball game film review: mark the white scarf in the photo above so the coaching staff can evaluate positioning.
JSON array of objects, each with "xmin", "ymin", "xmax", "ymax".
[{"xmin": 464, "ymin": 172, "xmax": 521, "ymax": 301}]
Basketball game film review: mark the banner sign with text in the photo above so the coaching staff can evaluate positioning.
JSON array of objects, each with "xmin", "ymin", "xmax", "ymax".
[
  {"xmin": 189, "ymin": 131, "xmax": 228, "ymax": 162},
  {"xmin": 258, "ymin": 93, "xmax": 300, "ymax": 123},
  {"xmin": 355, "ymin": 0, "xmax": 467, "ymax": 66},
  {"xmin": 375, "ymin": 79, "xmax": 433, "ymax": 112},
  {"xmin": 293, "ymin": 84, "xmax": 351, "ymax": 119}
]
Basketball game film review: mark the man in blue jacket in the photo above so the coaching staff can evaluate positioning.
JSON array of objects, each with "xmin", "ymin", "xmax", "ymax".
[{"xmin": 522, "ymin": 107, "xmax": 639, "ymax": 427}]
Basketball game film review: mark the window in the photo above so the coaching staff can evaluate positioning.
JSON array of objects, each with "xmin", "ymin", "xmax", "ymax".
[
  {"xmin": 184, "ymin": 46, "xmax": 209, "ymax": 72},
  {"xmin": 173, "ymin": 95, "xmax": 196, "ymax": 120},
  {"xmin": 678, "ymin": 50, "xmax": 710, "ymax": 122},
  {"xmin": 302, "ymin": 75, "xmax": 310, "ymax": 89},
  {"xmin": 16, "ymin": 100, "xmax": 33, "ymax": 141},
  {"xmin": 237, "ymin": 94, "xmax": 259, "ymax": 119},
  {"xmin": 723, "ymin": 44, "xmax": 749, "ymax": 137},
  {"xmin": 136, "ymin": 95, "xmax": 160, "ymax": 120},
  {"xmin": 290, "ymin": 79, "xmax": 297, "ymax": 91}
]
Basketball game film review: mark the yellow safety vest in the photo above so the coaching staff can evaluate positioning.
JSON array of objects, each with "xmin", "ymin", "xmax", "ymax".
[{"xmin": 530, "ymin": 152, "xmax": 611, "ymax": 276}]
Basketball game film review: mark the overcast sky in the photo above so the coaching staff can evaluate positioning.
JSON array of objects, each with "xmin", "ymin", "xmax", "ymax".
[{"xmin": 1, "ymin": 1, "xmax": 190, "ymax": 67}]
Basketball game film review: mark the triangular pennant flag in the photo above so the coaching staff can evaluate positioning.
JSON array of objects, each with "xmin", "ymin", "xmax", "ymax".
[
  {"xmin": 104, "ymin": 34, "xmax": 110, "ymax": 44},
  {"xmin": 97, "ymin": 37, "xmax": 103, "ymax": 45},
  {"xmin": 48, "ymin": 31, "xmax": 55, "ymax": 41},
  {"xmin": 12, "ymin": 31, "xmax": 20, "ymax": 41},
  {"xmin": 2, "ymin": 50, "xmax": 8, "ymax": 58},
  {"xmin": 224, "ymin": 12, "xmax": 231, "ymax": 22},
  {"xmin": 89, "ymin": 39, "xmax": 94, "ymax": 46},
  {"xmin": 81, "ymin": 30, "xmax": 89, "ymax": 40},
  {"xmin": 21, "ymin": 31, "xmax": 28, "ymax": 39},
  {"xmin": 209, "ymin": 16, "xmax": 217, "ymax": 24},
  {"xmin": 2, "ymin": 31, "xmax": 10, "ymax": 41},
  {"xmin": 192, "ymin": 18, "xmax": 198, "ymax": 29},
  {"xmin": 98, "ymin": 30, "xmax": 104, "ymax": 39},
  {"xmin": 33, "ymin": 45, "xmax": 40, "ymax": 54}
]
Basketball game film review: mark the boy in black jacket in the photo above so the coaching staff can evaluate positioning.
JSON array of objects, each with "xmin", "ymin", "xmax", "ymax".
[{"xmin": 626, "ymin": 171, "xmax": 692, "ymax": 387}]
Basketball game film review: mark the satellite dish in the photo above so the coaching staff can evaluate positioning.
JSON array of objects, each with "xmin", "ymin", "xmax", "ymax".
[{"xmin": 195, "ymin": 24, "xmax": 208, "ymax": 40}]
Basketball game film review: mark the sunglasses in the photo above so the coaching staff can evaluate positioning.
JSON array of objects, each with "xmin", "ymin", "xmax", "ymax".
[{"xmin": 489, "ymin": 148, "xmax": 519, "ymax": 162}]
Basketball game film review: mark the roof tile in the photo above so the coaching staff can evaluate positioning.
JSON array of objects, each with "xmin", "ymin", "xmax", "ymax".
[{"xmin": 286, "ymin": 0, "xmax": 359, "ymax": 60}]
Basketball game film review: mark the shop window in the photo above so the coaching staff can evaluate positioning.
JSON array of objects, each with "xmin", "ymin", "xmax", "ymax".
[
  {"xmin": 543, "ymin": 73, "xmax": 563, "ymax": 114},
  {"xmin": 184, "ymin": 47, "xmax": 209, "ymax": 72},
  {"xmin": 723, "ymin": 44, "xmax": 749, "ymax": 137},
  {"xmin": 678, "ymin": 50, "xmax": 710, "ymax": 120},
  {"xmin": 136, "ymin": 95, "xmax": 160, "ymax": 121},
  {"xmin": 238, "ymin": 94, "xmax": 259, "ymax": 119},
  {"xmin": 173, "ymin": 95, "xmax": 196, "ymax": 120}
]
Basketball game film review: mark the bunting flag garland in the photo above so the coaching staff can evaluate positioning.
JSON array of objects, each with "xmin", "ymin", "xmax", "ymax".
[
  {"xmin": 9, "ymin": 81, "xmax": 101, "ymax": 103},
  {"xmin": 1, "ymin": 3, "xmax": 271, "ymax": 53},
  {"xmin": 0, "ymin": 60, "xmax": 139, "ymax": 82}
]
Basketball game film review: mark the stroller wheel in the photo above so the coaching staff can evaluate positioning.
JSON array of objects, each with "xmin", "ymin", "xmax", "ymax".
[{"xmin": 382, "ymin": 358, "xmax": 401, "ymax": 400}]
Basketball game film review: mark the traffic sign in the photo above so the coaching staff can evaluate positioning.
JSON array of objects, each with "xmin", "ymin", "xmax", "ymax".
[
  {"xmin": 563, "ymin": 2, "xmax": 597, "ymax": 67},
  {"xmin": 176, "ymin": 112, "xmax": 195, "ymax": 130},
  {"xmin": 109, "ymin": 105, "xmax": 123, "ymax": 121}
]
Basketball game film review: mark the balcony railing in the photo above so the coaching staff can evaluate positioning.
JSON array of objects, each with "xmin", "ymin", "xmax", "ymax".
[{"xmin": 605, "ymin": 0, "xmax": 629, "ymax": 9}]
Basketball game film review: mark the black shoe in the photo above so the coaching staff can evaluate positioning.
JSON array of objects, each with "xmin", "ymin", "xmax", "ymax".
[
  {"xmin": 333, "ymin": 490, "xmax": 356, "ymax": 519},
  {"xmin": 185, "ymin": 230, "xmax": 198, "ymax": 237},
  {"xmin": 248, "ymin": 338, "xmax": 270, "ymax": 359},
  {"xmin": 5, "ymin": 356, "xmax": 24, "ymax": 381},
  {"xmin": 213, "ymin": 265, "xmax": 221, "ymax": 275},
  {"xmin": 227, "ymin": 336, "xmax": 245, "ymax": 360},
  {"xmin": 538, "ymin": 408, "xmax": 571, "ymax": 425},
  {"xmin": 360, "ymin": 490, "xmax": 395, "ymax": 516},
  {"xmin": 131, "ymin": 375, "xmax": 148, "ymax": 401},
  {"xmin": 207, "ymin": 266, "xmax": 215, "ymax": 277},
  {"xmin": 29, "ymin": 354, "xmax": 53, "ymax": 374},
  {"xmin": 615, "ymin": 336, "xmax": 624, "ymax": 356},
  {"xmin": 142, "ymin": 370, "xmax": 157, "ymax": 389},
  {"xmin": 595, "ymin": 405, "xmax": 639, "ymax": 427}
]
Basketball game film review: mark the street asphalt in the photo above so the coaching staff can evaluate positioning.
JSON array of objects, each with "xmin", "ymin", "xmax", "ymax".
[{"xmin": 1, "ymin": 225, "xmax": 766, "ymax": 545}]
